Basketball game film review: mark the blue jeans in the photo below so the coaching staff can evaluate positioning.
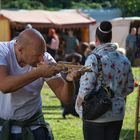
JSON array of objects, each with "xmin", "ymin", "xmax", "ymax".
[{"xmin": 11, "ymin": 127, "xmax": 53, "ymax": 140}]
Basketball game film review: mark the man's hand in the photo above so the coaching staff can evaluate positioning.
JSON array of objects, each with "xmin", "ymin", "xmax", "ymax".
[
  {"xmin": 37, "ymin": 62, "xmax": 63, "ymax": 78},
  {"xmin": 65, "ymin": 68, "xmax": 84, "ymax": 82}
]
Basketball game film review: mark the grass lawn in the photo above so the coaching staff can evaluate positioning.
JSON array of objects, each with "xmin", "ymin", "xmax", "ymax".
[{"xmin": 41, "ymin": 68, "xmax": 140, "ymax": 140}]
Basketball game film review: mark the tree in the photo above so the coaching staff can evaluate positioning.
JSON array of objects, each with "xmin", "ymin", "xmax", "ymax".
[
  {"xmin": 1, "ymin": 0, "xmax": 140, "ymax": 16},
  {"xmin": 2, "ymin": 0, "xmax": 45, "ymax": 9},
  {"xmin": 116, "ymin": 0, "xmax": 140, "ymax": 16}
]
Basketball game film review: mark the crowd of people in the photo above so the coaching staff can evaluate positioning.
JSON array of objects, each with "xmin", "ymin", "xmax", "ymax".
[
  {"xmin": 0, "ymin": 21, "xmax": 135, "ymax": 140},
  {"xmin": 44, "ymin": 28, "xmax": 96, "ymax": 65}
]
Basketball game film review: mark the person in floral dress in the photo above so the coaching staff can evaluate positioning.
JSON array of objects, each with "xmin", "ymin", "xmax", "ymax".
[{"xmin": 75, "ymin": 21, "xmax": 134, "ymax": 140}]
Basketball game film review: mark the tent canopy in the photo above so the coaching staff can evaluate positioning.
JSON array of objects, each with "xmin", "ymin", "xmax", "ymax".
[{"xmin": 0, "ymin": 9, "xmax": 96, "ymax": 29}]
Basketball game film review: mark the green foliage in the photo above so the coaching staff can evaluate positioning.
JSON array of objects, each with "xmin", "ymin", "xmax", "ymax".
[
  {"xmin": 2, "ymin": 0, "xmax": 46, "ymax": 9},
  {"xmin": 71, "ymin": 2, "xmax": 91, "ymax": 9},
  {"xmin": 87, "ymin": 2, "xmax": 102, "ymax": 9},
  {"xmin": 115, "ymin": 0, "xmax": 140, "ymax": 16},
  {"xmin": 1, "ymin": 0, "xmax": 140, "ymax": 17},
  {"xmin": 71, "ymin": 1, "xmax": 113, "ymax": 9},
  {"xmin": 101, "ymin": 1, "xmax": 112, "ymax": 8},
  {"xmin": 41, "ymin": 84, "xmax": 83, "ymax": 140},
  {"xmin": 44, "ymin": 0, "xmax": 72, "ymax": 9}
]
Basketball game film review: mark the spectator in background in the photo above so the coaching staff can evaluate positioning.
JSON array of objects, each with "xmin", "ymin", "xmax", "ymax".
[
  {"xmin": 89, "ymin": 41, "xmax": 96, "ymax": 51},
  {"xmin": 64, "ymin": 52, "xmax": 82, "ymax": 65},
  {"xmin": 80, "ymin": 42, "xmax": 92, "ymax": 65},
  {"xmin": 54, "ymin": 49, "xmax": 65, "ymax": 62},
  {"xmin": 126, "ymin": 27, "xmax": 137, "ymax": 66},
  {"xmin": 61, "ymin": 29, "xmax": 80, "ymax": 55},
  {"xmin": 46, "ymin": 28, "xmax": 59, "ymax": 58}
]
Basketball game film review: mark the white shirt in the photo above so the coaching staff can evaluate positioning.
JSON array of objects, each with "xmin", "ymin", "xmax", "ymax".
[
  {"xmin": 50, "ymin": 36, "xmax": 59, "ymax": 50},
  {"xmin": 0, "ymin": 41, "xmax": 61, "ymax": 133}
]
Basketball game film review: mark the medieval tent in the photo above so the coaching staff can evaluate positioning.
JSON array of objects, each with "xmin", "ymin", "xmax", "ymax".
[{"xmin": 0, "ymin": 9, "xmax": 96, "ymax": 41}]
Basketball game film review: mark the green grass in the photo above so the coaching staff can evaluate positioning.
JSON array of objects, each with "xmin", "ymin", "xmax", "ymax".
[
  {"xmin": 41, "ymin": 84, "xmax": 83, "ymax": 140},
  {"xmin": 41, "ymin": 68, "xmax": 140, "ymax": 140}
]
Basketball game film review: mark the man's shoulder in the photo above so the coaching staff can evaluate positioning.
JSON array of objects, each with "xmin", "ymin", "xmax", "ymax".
[
  {"xmin": 0, "ymin": 40, "xmax": 14, "ymax": 48},
  {"xmin": 0, "ymin": 40, "xmax": 14, "ymax": 54},
  {"xmin": 0, "ymin": 42, "xmax": 9, "ymax": 53}
]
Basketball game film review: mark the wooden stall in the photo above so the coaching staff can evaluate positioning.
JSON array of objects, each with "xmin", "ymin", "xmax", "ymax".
[{"xmin": 0, "ymin": 10, "xmax": 96, "ymax": 42}]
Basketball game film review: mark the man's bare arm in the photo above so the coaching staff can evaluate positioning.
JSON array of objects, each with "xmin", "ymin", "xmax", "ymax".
[
  {"xmin": 47, "ymin": 77, "xmax": 75, "ymax": 104},
  {"xmin": 0, "ymin": 65, "xmax": 42, "ymax": 93},
  {"xmin": 0, "ymin": 63, "xmax": 62, "ymax": 93}
]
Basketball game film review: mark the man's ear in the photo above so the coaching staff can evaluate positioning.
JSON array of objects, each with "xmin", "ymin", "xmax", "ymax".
[{"xmin": 95, "ymin": 37, "xmax": 100, "ymax": 46}]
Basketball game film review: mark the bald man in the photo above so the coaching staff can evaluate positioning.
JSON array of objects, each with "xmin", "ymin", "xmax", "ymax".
[{"xmin": 0, "ymin": 29, "xmax": 78, "ymax": 140}]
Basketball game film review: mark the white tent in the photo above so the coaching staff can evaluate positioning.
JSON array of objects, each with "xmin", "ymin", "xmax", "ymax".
[
  {"xmin": 90, "ymin": 17, "xmax": 140, "ymax": 49},
  {"xmin": 111, "ymin": 17, "xmax": 140, "ymax": 49}
]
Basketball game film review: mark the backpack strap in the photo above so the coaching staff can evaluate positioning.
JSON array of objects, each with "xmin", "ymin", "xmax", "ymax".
[{"xmin": 93, "ymin": 53, "xmax": 104, "ymax": 86}]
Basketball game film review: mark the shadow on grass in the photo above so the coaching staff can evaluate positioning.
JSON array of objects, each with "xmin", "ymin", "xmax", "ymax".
[
  {"xmin": 120, "ymin": 129, "xmax": 140, "ymax": 140},
  {"xmin": 42, "ymin": 105, "xmax": 61, "ymax": 110},
  {"xmin": 43, "ymin": 111, "xmax": 61, "ymax": 115},
  {"xmin": 45, "ymin": 116, "xmax": 78, "ymax": 120},
  {"xmin": 45, "ymin": 117, "xmax": 65, "ymax": 120}
]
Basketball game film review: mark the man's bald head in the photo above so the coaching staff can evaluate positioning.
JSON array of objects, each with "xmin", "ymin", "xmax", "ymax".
[
  {"xmin": 14, "ymin": 28, "xmax": 47, "ymax": 67},
  {"xmin": 16, "ymin": 28, "xmax": 46, "ymax": 52}
]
